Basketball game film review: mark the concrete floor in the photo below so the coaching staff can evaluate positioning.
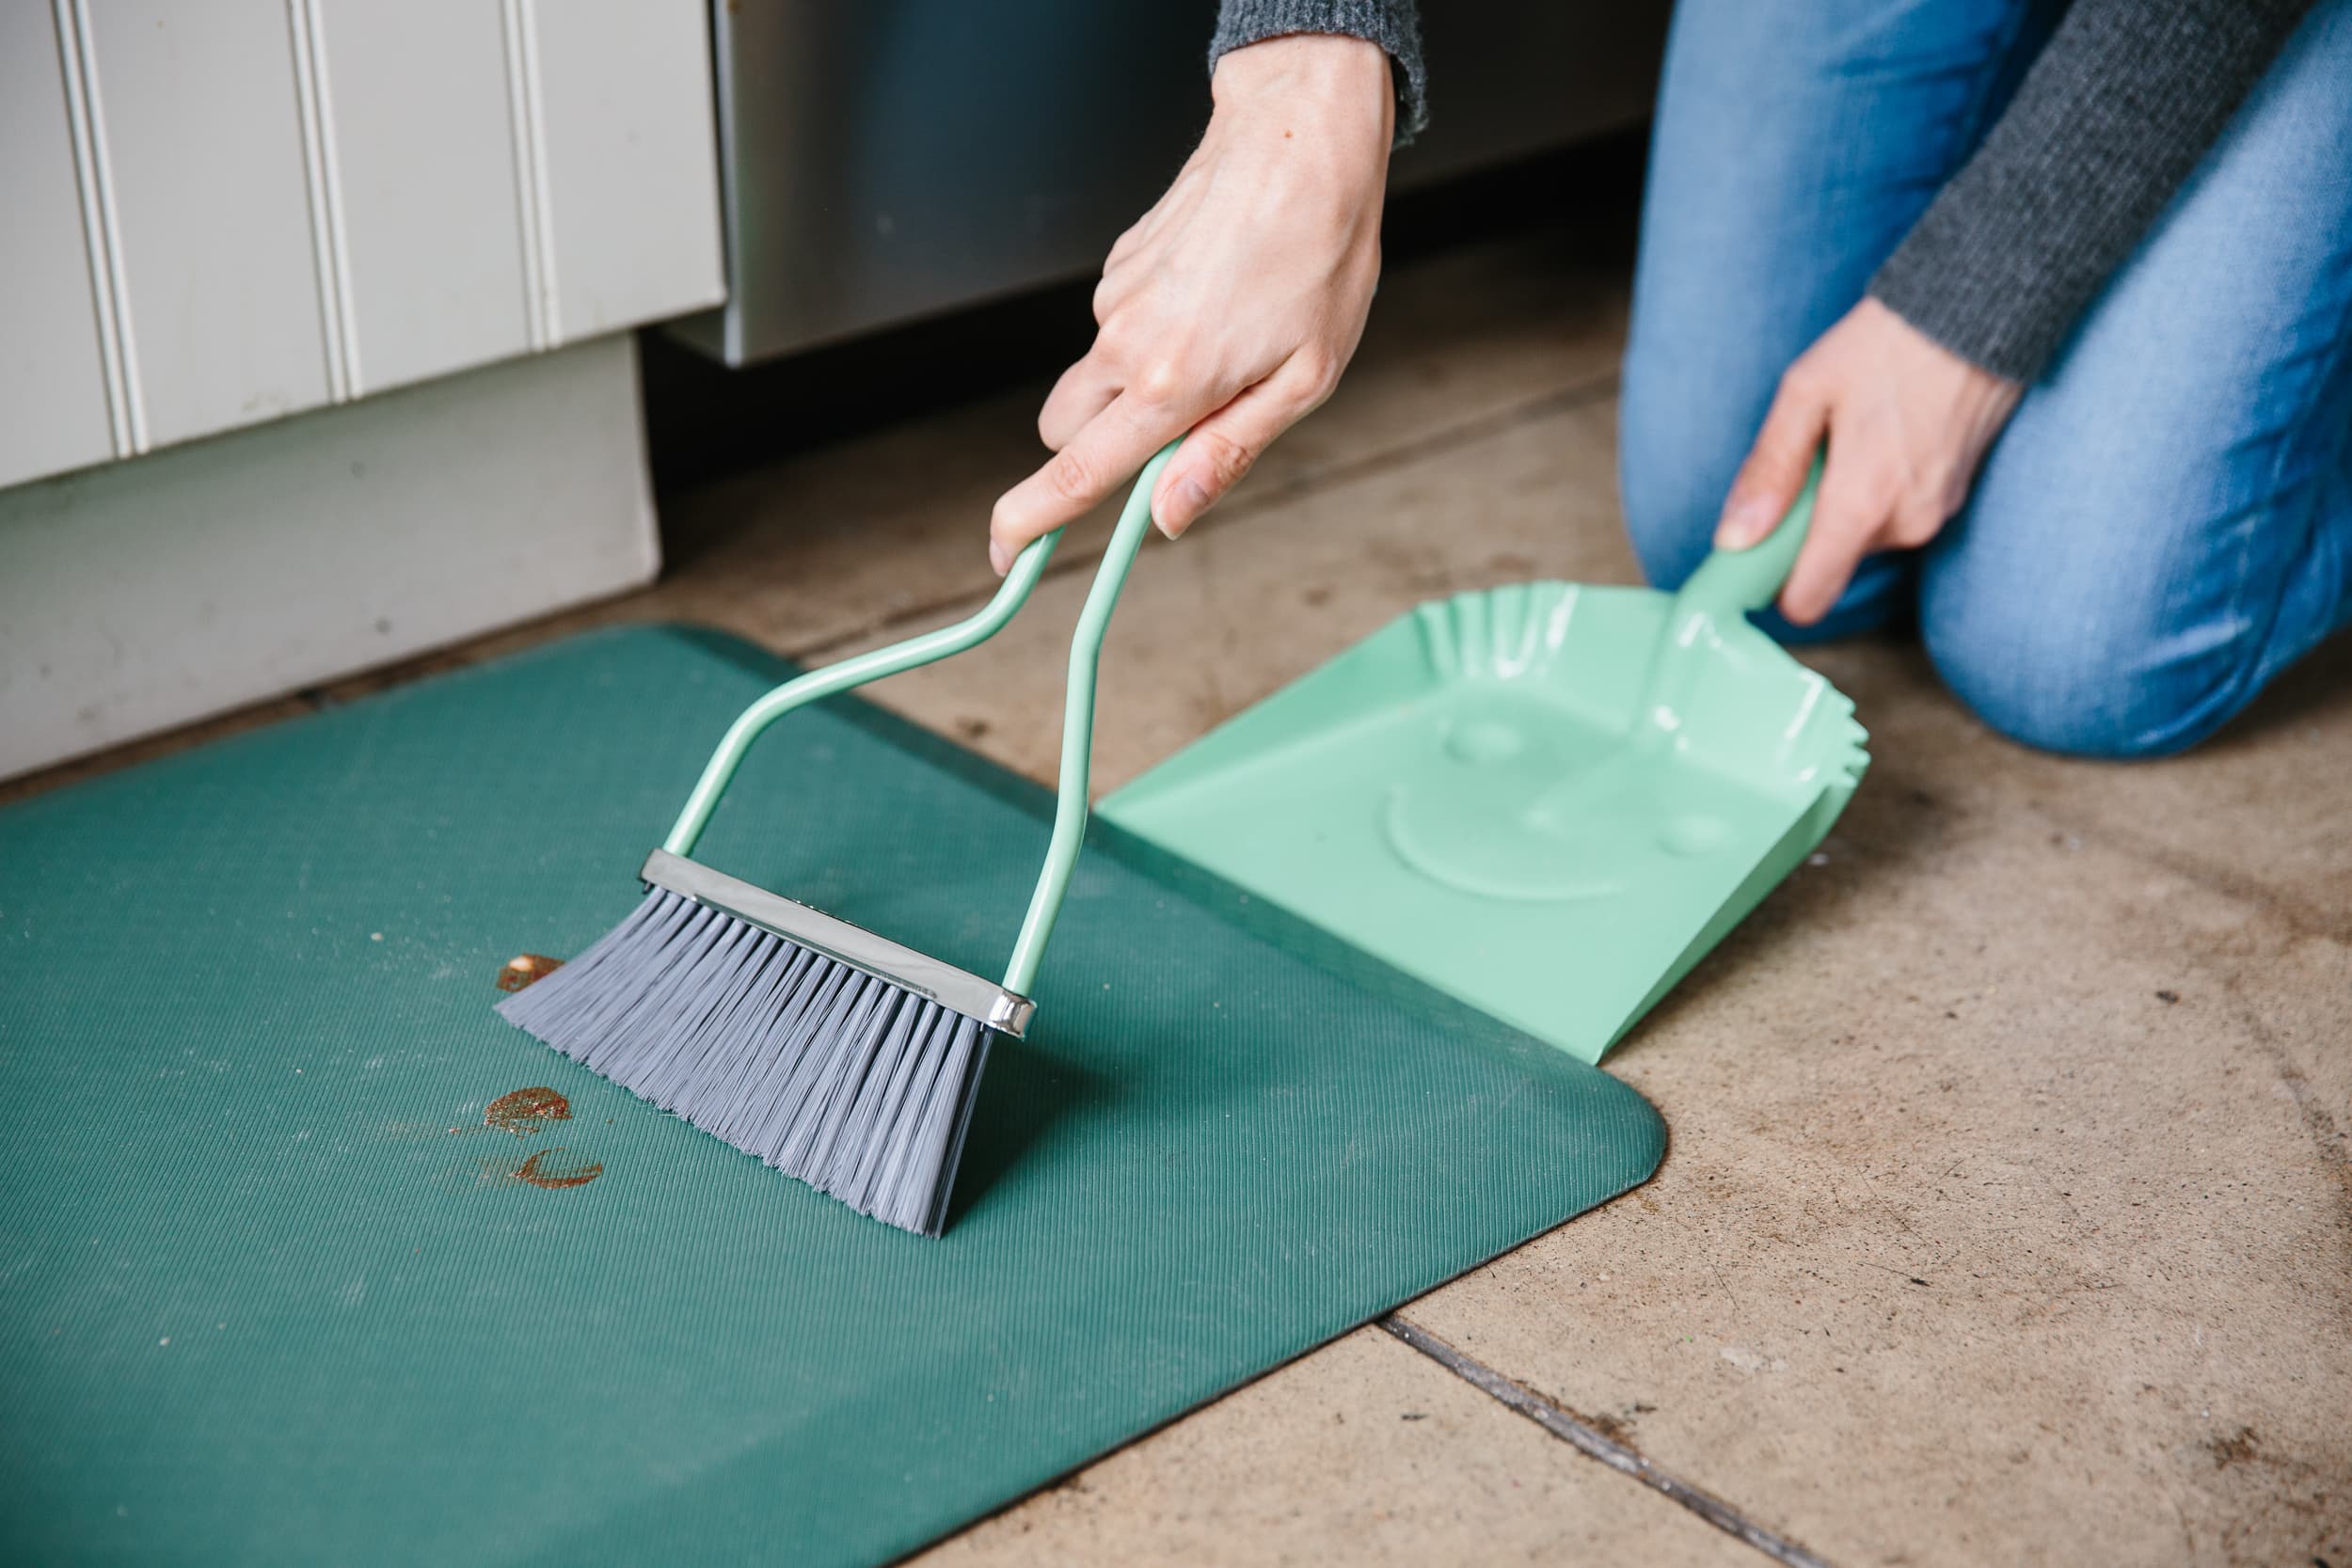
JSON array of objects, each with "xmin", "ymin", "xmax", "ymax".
[{"xmin": 13, "ymin": 229, "xmax": 2348, "ymax": 1566}]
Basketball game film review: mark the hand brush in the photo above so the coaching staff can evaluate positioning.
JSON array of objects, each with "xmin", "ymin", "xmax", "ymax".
[{"xmin": 499, "ymin": 442, "xmax": 1182, "ymax": 1235}]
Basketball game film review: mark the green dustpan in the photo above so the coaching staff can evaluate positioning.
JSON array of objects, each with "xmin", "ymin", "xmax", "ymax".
[{"xmin": 1100, "ymin": 465, "xmax": 1867, "ymax": 1063}]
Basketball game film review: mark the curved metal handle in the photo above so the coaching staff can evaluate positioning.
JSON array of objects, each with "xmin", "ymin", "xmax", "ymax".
[
  {"xmin": 1001, "ymin": 439, "xmax": 1182, "ymax": 994},
  {"xmin": 1673, "ymin": 452, "xmax": 1823, "ymax": 620},
  {"xmin": 662, "ymin": 528, "xmax": 1064, "ymax": 857}
]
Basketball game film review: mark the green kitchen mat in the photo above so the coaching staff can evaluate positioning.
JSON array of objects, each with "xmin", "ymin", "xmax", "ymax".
[{"xmin": 0, "ymin": 625, "xmax": 1663, "ymax": 1567}]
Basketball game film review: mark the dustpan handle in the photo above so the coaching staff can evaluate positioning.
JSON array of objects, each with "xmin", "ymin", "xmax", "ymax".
[
  {"xmin": 661, "ymin": 522, "xmax": 1069, "ymax": 858},
  {"xmin": 1674, "ymin": 452, "xmax": 1823, "ymax": 620},
  {"xmin": 1001, "ymin": 438, "xmax": 1184, "ymax": 996}
]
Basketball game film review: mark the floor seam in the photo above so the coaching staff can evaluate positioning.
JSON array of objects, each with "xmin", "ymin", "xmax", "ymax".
[
  {"xmin": 776, "ymin": 369, "xmax": 1622, "ymax": 666},
  {"xmin": 1377, "ymin": 1315, "xmax": 1839, "ymax": 1568}
]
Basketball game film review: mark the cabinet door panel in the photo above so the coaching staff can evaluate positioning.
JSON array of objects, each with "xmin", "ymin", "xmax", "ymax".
[
  {"xmin": 530, "ymin": 0, "xmax": 724, "ymax": 342},
  {"xmin": 0, "ymin": 6, "xmax": 116, "ymax": 485},
  {"xmin": 86, "ymin": 0, "xmax": 330, "ymax": 449},
  {"xmin": 317, "ymin": 0, "xmax": 531, "ymax": 394}
]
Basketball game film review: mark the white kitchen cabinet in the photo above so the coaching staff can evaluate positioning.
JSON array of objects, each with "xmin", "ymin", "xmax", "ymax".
[
  {"xmin": 311, "ymin": 0, "xmax": 534, "ymax": 394},
  {"xmin": 1, "ymin": 2, "xmax": 725, "ymax": 779},
  {"xmin": 2, "ymin": 0, "xmax": 724, "ymax": 488},
  {"xmin": 529, "ymin": 0, "xmax": 726, "ymax": 341},
  {"xmin": 82, "ymin": 0, "xmax": 336, "ymax": 450},
  {"xmin": 0, "ymin": 4, "xmax": 115, "ymax": 483}
]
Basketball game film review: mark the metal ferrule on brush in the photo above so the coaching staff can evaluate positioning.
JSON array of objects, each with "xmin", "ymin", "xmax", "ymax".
[{"xmin": 640, "ymin": 850, "xmax": 1036, "ymax": 1037}]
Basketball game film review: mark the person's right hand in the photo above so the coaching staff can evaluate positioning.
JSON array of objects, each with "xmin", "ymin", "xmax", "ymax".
[
  {"xmin": 987, "ymin": 34, "xmax": 1394, "ymax": 574},
  {"xmin": 1714, "ymin": 297, "xmax": 2023, "ymax": 625}
]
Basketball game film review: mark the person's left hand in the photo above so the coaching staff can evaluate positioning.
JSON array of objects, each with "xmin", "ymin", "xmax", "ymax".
[{"xmin": 1714, "ymin": 297, "xmax": 2025, "ymax": 625}]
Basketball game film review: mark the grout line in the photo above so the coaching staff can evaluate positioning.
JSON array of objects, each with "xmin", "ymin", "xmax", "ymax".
[
  {"xmin": 1377, "ymin": 1316, "xmax": 1839, "ymax": 1568},
  {"xmin": 781, "ymin": 370, "xmax": 1622, "ymax": 665}
]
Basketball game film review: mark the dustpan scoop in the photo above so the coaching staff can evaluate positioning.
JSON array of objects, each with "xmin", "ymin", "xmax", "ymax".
[{"xmin": 1099, "ymin": 461, "xmax": 1867, "ymax": 1062}]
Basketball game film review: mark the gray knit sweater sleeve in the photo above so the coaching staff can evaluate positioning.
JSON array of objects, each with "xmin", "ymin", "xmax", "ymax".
[
  {"xmin": 1870, "ymin": 0, "xmax": 2315, "ymax": 383},
  {"xmin": 1210, "ymin": 0, "xmax": 1427, "ymax": 142}
]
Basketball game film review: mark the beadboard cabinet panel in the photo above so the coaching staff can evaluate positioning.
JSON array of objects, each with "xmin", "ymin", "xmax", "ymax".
[
  {"xmin": 83, "ymin": 0, "xmax": 332, "ymax": 450},
  {"xmin": 0, "ymin": 7, "xmax": 116, "ymax": 487},
  {"xmin": 4, "ymin": 1, "xmax": 723, "ymax": 482},
  {"xmin": 314, "ymin": 0, "xmax": 532, "ymax": 395},
  {"xmin": 530, "ymin": 0, "xmax": 725, "ymax": 343}
]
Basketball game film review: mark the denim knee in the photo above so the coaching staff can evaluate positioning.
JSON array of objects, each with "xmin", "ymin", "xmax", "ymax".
[{"xmin": 1921, "ymin": 601, "xmax": 2249, "ymax": 759}]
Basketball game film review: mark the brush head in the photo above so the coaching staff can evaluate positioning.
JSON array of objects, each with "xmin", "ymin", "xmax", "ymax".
[{"xmin": 497, "ymin": 887, "xmax": 999, "ymax": 1236}]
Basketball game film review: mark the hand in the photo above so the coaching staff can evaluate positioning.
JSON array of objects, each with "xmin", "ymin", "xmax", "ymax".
[
  {"xmin": 988, "ymin": 35, "xmax": 1393, "ymax": 573},
  {"xmin": 1716, "ymin": 297, "xmax": 2024, "ymax": 625}
]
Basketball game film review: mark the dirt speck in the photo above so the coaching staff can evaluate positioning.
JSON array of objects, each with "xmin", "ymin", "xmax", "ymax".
[
  {"xmin": 2155, "ymin": 989, "xmax": 2181, "ymax": 1005},
  {"xmin": 485, "ymin": 1086, "xmax": 571, "ymax": 1137},
  {"xmin": 2207, "ymin": 1425, "xmax": 2259, "ymax": 1468},
  {"xmin": 516, "ymin": 1148, "xmax": 603, "ymax": 1189},
  {"xmin": 497, "ymin": 954, "xmax": 564, "ymax": 992},
  {"xmin": 477, "ymin": 1144, "xmax": 604, "ymax": 1189}
]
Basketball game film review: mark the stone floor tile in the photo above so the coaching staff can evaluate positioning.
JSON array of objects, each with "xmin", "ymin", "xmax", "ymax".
[
  {"xmin": 914, "ymin": 1325, "xmax": 1762, "ymax": 1568},
  {"xmin": 1400, "ymin": 651, "xmax": 2352, "ymax": 1568}
]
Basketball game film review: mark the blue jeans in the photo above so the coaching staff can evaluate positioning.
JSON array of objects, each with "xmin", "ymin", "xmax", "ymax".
[{"xmin": 1620, "ymin": 0, "xmax": 2352, "ymax": 757}]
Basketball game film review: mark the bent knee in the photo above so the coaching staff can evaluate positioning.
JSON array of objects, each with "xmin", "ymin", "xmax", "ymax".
[{"xmin": 1924, "ymin": 618, "xmax": 2249, "ymax": 759}]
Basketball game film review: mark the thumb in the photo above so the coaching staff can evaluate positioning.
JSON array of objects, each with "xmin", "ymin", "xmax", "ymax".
[
  {"xmin": 1151, "ymin": 356, "xmax": 1327, "ymax": 537},
  {"xmin": 1718, "ymin": 374, "xmax": 1830, "ymax": 549}
]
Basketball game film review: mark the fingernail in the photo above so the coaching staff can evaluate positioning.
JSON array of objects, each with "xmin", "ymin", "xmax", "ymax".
[
  {"xmin": 1158, "ymin": 477, "xmax": 1213, "ymax": 539},
  {"xmin": 989, "ymin": 540, "xmax": 1011, "ymax": 576},
  {"xmin": 1717, "ymin": 497, "xmax": 1775, "ymax": 549}
]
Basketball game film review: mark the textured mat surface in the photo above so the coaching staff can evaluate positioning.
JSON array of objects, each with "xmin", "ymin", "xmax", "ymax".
[{"xmin": 0, "ymin": 626, "xmax": 1663, "ymax": 1567}]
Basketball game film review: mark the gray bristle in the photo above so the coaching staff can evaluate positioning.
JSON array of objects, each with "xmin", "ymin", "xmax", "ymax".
[{"xmin": 497, "ymin": 889, "xmax": 994, "ymax": 1237}]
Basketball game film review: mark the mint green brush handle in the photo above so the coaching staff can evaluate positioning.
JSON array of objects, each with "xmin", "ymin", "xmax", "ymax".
[
  {"xmin": 1000, "ymin": 442, "xmax": 1175, "ymax": 991},
  {"xmin": 663, "ymin": 439, "xmax": 1184, "ymax": 997},
  {"xmin": 1674, "ymin": 453, "xmax": 1823, "ymax": 620}
]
